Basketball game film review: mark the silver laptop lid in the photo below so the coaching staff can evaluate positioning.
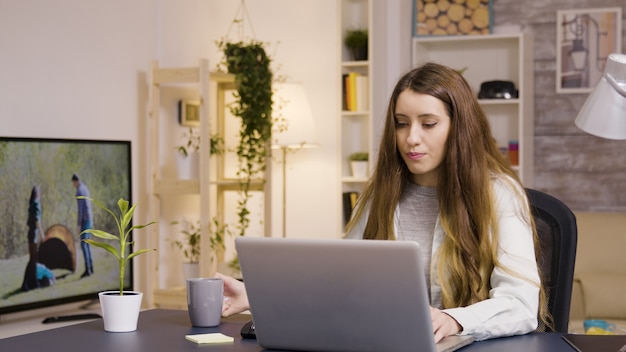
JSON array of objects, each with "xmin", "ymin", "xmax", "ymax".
[{"xmin": 235, "ymin": 237, "xmax": 438, "ymax": 352}]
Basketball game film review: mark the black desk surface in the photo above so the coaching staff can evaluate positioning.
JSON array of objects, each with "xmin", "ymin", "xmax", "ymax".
[{"xmin": 0, "ymin": 309, "xmax": 575, "ymax": 351}]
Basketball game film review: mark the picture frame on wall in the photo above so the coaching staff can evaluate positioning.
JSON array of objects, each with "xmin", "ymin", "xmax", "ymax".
[
  {"xmin": 413, "ymin": 0, "xmax": 493, "ymax": 37},
  {"xmin": 178, "ymin": 100, "xmax": 200, "ymax": 127},
  {"xmin": 556, "ymin": 7, "xmax": 622, "ymax": 94}
]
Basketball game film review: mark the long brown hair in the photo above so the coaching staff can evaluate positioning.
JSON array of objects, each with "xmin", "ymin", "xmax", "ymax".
[{"xmin": 345, "ymin": 62, "xmax": 551, "ymax": 327}]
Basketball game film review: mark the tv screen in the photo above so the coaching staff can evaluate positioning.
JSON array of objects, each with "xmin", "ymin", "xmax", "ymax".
[{"xmin": 0, "ymin": 137, "xmax": 132, "ymax": 315}]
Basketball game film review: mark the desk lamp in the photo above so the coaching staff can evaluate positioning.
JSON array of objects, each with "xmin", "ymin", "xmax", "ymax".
[
  {"xmin": 574, "ymin": 53, "xmax": 626, "ymax": 139},
  {"xmin": 271, "ymin": 82, "xmax": 318, "ymax": 237}
]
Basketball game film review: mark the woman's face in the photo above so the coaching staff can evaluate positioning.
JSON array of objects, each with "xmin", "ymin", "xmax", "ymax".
[{"xmin": 394, "ymin": 90, "xmax": 451, "ymax": 187}]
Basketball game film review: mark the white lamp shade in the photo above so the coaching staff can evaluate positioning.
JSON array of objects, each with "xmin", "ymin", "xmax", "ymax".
[
  {"xmin": 272, "ymin": 82, "xmax": 317, "ymax": 148},
  {"xmin": 575, "ymin": 53, "xmax": 626, "ymax": 140}
]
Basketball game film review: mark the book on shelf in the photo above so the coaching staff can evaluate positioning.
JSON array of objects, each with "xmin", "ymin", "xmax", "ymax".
[
  {"xmin": 355, "ymin": 74, "xmax": 369, "ymax": 112},
  {"xmin": 342, "ymin": 73, "xmax": 349, "ymax": 111},
  {"xmin": 343, "ymin": 72, "xmax": 368, "ymax": 112},
  {"xmin": 342, "ymin": 191, "xmax": 360, "ymax": 226}
]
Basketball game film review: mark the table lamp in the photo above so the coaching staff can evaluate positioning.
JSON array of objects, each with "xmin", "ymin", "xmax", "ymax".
[
  {"xmin": 574, "ymin": 53, "xmax": 626, "ymax": 140},
  {"xmin": 271, "ymin": 82, "xmax": 318, "ymax": 237}
]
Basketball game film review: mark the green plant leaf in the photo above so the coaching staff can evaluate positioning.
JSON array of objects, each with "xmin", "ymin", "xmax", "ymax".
[
  {"xmin": 82, "ymin": 229, "xmax": 118, "ymax": 241},
  {"xmin": 127, "ymin": 248, "xmax": 156, "ymax": 261},
  {"xmin": 83, "ymin": 239, "xmax": 121, "ymax": 260},
  {"xmin": 218, "ymin": 39, "xmax": 274, "ymax": 238}
]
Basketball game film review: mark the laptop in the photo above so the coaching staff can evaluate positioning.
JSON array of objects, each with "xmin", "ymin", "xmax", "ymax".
[{"xmin": 235, "ymin": 237, "xmax": 474, "ymax": 352}]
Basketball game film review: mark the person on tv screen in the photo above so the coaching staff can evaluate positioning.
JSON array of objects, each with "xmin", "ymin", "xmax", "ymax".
[
  {"xmin": 215, "ymin": 63, "xmax": 550, "ymax": 342},
  {"xmin": 26, "ymin": 185, "xmax": 44, "ymax": 262},
  {"xmin": 72, "ymin": 173, "xmax": 94, "ymax": 278}
]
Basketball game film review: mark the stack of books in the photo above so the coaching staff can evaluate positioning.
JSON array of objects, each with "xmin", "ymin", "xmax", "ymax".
[{"xmin": 342, "ymin": 72, "xmax": 369, "ymax": 112}]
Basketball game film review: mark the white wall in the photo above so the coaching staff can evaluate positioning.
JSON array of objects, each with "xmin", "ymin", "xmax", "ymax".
[
  {"xmin": 0, "ymin": 0, "xmax": 158, "ymax": 308},
  {"xmin": 153, "ymin": 0, "xmax": 340, "ymax": 287},
  {"xmin": 0, "ymin": 0, "xmax": 342, "ymax": 291}
]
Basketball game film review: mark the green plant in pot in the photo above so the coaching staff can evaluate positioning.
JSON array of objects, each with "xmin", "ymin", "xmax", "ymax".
[
  {"xmin": 348, "ymin": 151, "xmax": 369, "ymax": 179},
  {"xmin": 345, "ymin": 29, "xmax": 368, "ymax": 61},
  {"xmin": 176, "ymin": 128, "xmax": 225, "ymax": 157},
  {"xmin": 170, "ymin": 219, "xmax": 201, "ymax": 263},
  {"xmin": 79, "ymin": 196, "xmax": 156, "ymax": 332},
  {"xmin": 217, "ymin": 39, "xmax": 273, "ymax": 240},
  {"xmin": 170, "ymin": 218, "xmax": 230, "ymax": 278},
  {"xmin": 175, "ymin": 128, "xmax": 224, "ymax": 180}
]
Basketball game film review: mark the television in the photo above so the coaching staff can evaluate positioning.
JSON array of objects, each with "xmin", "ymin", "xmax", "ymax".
[{"xmin": 0, "ymin": 136, "xmax": 132, "ymax": 317}]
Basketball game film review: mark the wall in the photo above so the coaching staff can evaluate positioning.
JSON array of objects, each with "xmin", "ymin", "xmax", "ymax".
[
  {"xmin": 153, "ymin": 0, "xmax": 339, "ymax": 288},
  {"xmin": 492, "ymin": 0, "xmax": 626, "ymax": 211},
  {"xmin": 0, "ymin": 0, "xmax": 341, "ymax": 292},
  {"xmin": 0, "ymin": 0, "xmax": 158, "ymax": 298}
]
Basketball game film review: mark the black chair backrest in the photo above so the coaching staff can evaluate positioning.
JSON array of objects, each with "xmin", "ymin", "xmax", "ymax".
[{"xmin": 525, "ymin": 188, "xmax": 577, "ymax": 333}]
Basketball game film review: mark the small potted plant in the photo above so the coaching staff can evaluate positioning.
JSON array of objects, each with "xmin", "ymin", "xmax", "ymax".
[
  {"xmin": 170, "ymin": 219, "xmax": 201, "ymax": 279},
  {"xmin": 344, "ymin": 29, "xmax": 368, "ymax": 61},
  {"xmin": 175, "ymin": 128, "xmax": 224, "ymax": 179},
  {"xmin": 80, "ymin": 197, "xmax": 156, "ymax": 333},
  {"xmin": 171, "ymin": 217, "xmax": 231, "ymax": 279},
  {"xmin": 348, "ymin": 151, "xmax": 369, "ymax": 178}
]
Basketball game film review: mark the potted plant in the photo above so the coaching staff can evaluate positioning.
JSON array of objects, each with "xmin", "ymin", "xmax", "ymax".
[
  {"xmin": 348, "ymin": 151, "xmax": 369, "ymax": 178},
  {"xmin": 217, "ymin": 39, "xmax": 274, "ymax": 239},
  {"xmin": 170, "ymin": 219, "xmax": 200, "ymax": 279},
  {"xmin": 344, "ymin": 29, "xmax": 368, "ymax": 61},
  {"xmin": 171, "ymin": 217, "xmax": 231, "ymax": 279},
  {"xmin": 175, "ymin": 128, "xmax": 224, "ymax": 179},
  {"xmin": 80, "ymin": 197, "xmax": 156, "ymax": 333}
]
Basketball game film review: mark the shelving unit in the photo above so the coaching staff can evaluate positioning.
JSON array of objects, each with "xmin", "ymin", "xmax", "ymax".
[
  {"xmin": 145, "ymin": 59, "xmax": 270, "ymax": 309},
  {"xmin": 412, "ymin": 33, "xmax": 534, "ymax": 186},
  {"xmin": 338, "ymin": 0, "xmax": 374, "ymax": 230}
]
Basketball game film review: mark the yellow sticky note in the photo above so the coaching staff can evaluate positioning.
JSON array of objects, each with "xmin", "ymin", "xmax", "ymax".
[{"xmin": 185, "ymin": 333, "xmax": 234, "ymax": 344}]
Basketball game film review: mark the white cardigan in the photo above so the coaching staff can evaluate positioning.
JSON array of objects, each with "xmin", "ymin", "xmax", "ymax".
[{"xmin": 345, "ymin": 175, "xmax": 540, "ymax": 341}]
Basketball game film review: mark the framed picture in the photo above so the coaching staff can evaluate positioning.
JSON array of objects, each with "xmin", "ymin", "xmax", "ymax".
[
  {"xmin": 178, "ymin": 100, "xmax": 200, "ymax": 127},
  {"xmin": 556, "ymin": 7, "xmax": 622, "ymax": 93},
  {"xmin": 413, "ymin": 0, "xmax": 493, "ymax": 37}
]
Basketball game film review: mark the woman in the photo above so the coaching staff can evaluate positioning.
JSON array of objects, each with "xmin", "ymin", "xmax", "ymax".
[{"xmin": 217, "ymin": 62, "xmax": 550, "ymax": 342}]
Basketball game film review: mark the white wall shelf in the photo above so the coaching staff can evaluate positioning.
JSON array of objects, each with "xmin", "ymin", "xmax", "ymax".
[
  {"xmin": 338, "ymin": 0, "xmax": 374, "ymax": 230},
  {"xmin": 412, "ymin": 33, "xmax": 534, "ymax": 186}
]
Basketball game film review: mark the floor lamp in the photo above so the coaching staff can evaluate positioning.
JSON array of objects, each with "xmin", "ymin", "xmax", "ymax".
[
  {"xmin": 575, "ymin": 53, "xmax": 626, "ymax": 139},
  {"xmin": 271, "ymin": 82, "xmax": 317, "ymax": 238}
]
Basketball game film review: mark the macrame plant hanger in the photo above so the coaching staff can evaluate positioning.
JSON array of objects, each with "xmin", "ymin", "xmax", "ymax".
[{"xmin": 224, "ymin": 0, "xmax": 257, "ymax": 43}]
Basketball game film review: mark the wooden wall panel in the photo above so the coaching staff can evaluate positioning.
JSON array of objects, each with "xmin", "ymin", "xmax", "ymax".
[{"xmin": 492, "ymin": 0, "xmax": 626, "ymax": 211}]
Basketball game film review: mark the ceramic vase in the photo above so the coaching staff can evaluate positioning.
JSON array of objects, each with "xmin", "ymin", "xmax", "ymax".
[
  {"xmin": 175, "ymin": 152, "xmax": 199, "ymax": 180},
  {"xmin": 182, "ymin": 262, "xmax": 200, "ymax": 280},
  {"xmin": 350, "ymin": 161, "xmax": 368, "ymax": 178},
  {"xmin": 98, "ymin": 291, "xmax": 143, "ymax": 332}
]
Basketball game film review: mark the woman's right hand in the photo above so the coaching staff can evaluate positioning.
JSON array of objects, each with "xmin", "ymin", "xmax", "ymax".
[{"xmin": 214, "ymin": 272, "xmax": 250, "ymax": 317}]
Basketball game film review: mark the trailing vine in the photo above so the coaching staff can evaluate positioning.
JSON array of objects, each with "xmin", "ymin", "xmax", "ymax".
[{"xmin": 218, "ymin": 39, "xmax": 273, "ymax": 238}]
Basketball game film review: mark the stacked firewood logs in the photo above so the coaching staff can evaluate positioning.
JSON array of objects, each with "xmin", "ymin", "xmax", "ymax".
[{"xmin": 415, "ymin": 0, "xmax": 491, "ymax": 36}]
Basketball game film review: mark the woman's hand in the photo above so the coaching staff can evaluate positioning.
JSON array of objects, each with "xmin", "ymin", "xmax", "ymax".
[
  {"xmin": 214, "ymin": 272, "xmax": 250, "ymax": 317},
  {"xmin": 430, "ymin": 307, "xmax": 462, "ymax": 343}
]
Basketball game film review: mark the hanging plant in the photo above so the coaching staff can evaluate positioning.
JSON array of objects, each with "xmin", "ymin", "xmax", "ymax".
[{"xmin": 217, "ymin": 39, "xmax": 273, "ymax": 238}]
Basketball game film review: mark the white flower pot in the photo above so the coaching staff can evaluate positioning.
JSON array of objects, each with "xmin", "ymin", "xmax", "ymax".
[
  {"xmin": 98, "ymin": 291, "xmax": 143, "ymax": 332},
  {"xmin": 350, "ymin": 161, "xmax": 368, "ymax": 178},
  {"xmin": 182, "ymin": 262, "xmax": 200, "ymax": 280},
  {"xmin": 176, "ymin": 152, "xmax": 199, "ymax": 180}
]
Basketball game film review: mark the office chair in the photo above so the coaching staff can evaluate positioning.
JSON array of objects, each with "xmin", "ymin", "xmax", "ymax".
[{"xmin": 526, "ymin": 188, "xmax": 578, "ymax": 333}]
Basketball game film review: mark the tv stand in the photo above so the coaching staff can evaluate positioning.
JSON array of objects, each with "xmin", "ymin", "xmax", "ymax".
[
  {"xmin": 0, "ymin": 301, "xmax": 102, "ymax": 339},
  {"xmin": 41, "ymin": 313, "xmax": 101, "ymax": 324}
]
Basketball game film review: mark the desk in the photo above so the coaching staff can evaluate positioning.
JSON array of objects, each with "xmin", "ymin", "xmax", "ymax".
[{"xmin": 0, "ymin": 309, "xmax": 574, "ymax": 351}]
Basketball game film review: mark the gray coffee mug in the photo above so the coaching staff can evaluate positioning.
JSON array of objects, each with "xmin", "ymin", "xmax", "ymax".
[{"xmin": 186, "ymin": 278, "xmax": 223, "ymax": 327}]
